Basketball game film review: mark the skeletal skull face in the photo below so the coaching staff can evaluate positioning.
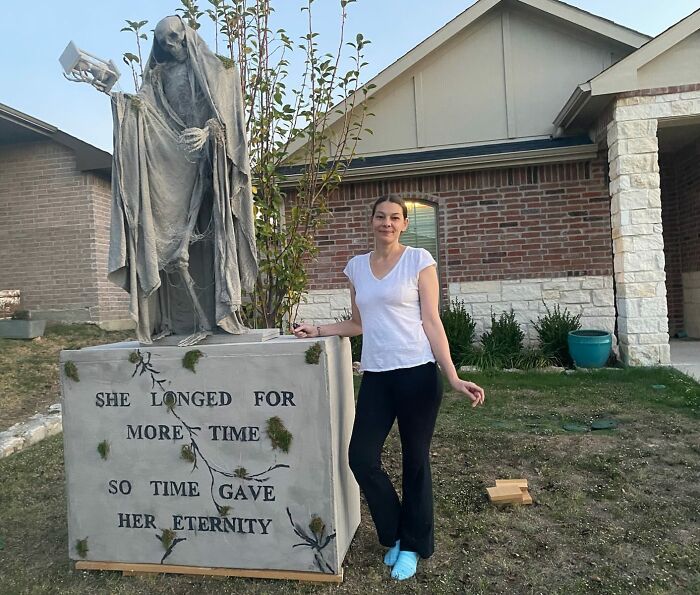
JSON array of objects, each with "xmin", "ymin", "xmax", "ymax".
[{"xmin": 154, "ymin": 17, "xmax": 187, "ymax": 63}]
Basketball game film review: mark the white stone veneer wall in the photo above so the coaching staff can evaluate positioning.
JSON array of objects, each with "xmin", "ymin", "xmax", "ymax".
[
  {"xmin": 448, "ymin": 276, "xmax": 616, "ymax": 344},
  {"xmin": 297, "ymin": 289, "xmax": 352, "ymax": 325},
  {"xmin": 299, "ymin": 276, "xmax": 616, "ymax": 345},
  {"xmin": 606, "ymin": 90, "xmax": 700, "ymax": 365},
  {"xmin": 683, "ymin": 271, "xmax": 700, "ymax": 338}
]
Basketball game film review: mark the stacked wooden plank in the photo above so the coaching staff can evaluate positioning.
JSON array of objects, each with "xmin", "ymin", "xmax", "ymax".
[{"xmin": 486, "ymin": 479, "xmax": 532, "ymax": 505}]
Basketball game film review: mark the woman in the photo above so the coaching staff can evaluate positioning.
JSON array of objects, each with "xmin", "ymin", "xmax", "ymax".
[{"xmin": 293, "ymin": 196, "xmax": 485, "ymax": 580}]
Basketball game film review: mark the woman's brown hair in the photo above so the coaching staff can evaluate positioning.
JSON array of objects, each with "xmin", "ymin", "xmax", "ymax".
[{"xmin": 371, "ymin": 195, "xmax": 408, "ymax": 218}]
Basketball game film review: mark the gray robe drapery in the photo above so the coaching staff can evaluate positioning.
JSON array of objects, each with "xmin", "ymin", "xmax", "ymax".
[{"xmin": 108, "ymin": 21, "xmax": 257, "ymax": 343}]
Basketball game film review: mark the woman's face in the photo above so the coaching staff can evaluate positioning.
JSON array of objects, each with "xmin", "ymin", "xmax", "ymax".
[{"xmin": 372, "ymin": 201, "xmax": 408, "ymax": 245}]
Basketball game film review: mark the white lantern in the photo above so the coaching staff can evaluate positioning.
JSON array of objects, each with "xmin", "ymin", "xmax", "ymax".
[{"xmin": 59, "ymin": 41, "xmax": 120, "ymax": 94}]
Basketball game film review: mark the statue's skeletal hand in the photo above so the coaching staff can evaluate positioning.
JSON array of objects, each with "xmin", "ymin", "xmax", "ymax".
[
  {"xmin": 178, "ymin": 126, "xmax": 211, "ymax": 155},
  {"xmin": 178, "ymin": 119, "xmax": 224, "ymax": 156}
]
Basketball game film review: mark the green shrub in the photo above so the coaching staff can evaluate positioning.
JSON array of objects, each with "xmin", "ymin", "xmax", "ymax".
[
  {"xmin": 480, "ymin": 309, "xmax": 524, "ymax": 368},
  {"xmin": 440, "ymin": 299, "xmax": 477, "ymax": 366},
  {"xmin": 532, "ymin": 303, "xmax": 581, "ymax": 367}
]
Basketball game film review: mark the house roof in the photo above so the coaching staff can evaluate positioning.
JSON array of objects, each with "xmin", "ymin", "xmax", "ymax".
[
  {"xmin": 0, "ymin": 103, "xmax": 111, "ymax": 175},
  {"xmin": 555, "ymin": 7, "xmax": 700, "ymax": 131},
  {"xmin": 286, "ymin": 0, "xmax": 650, "ymax": 159}
]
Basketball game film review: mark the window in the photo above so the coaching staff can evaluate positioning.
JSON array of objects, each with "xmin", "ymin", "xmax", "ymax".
[{"xmin": 403, "ymin": 200, "xmax": 438, "ymax": 263}]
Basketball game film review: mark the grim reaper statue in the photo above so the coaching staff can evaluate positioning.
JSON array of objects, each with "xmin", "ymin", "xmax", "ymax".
[{"xmin": 108, "ymin": 16, "xmax": 257, "ymax": 345}]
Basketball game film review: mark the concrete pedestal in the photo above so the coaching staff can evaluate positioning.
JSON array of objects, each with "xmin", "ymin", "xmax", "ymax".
[{"xmin": 60, "ymin": 335, "xmax": 359, "ymax": 578}]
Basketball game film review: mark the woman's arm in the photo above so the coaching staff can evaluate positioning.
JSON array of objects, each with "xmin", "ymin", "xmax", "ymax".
[
  {"xmin": 292, "ymin": 285, "xmax": 362, "ymax": 338},
  {"xmin": 419, "ymin": 265, "xmax": 485, "ymax": 407}
]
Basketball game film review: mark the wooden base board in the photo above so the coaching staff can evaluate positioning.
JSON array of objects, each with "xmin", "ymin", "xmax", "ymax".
[
  {"xmin": 74, "ymin": 561, "xmax": 344, "ymax": 583},
  {"xmin": 495, "ymin": 478, "xmax": 528, "ymax": 489}
]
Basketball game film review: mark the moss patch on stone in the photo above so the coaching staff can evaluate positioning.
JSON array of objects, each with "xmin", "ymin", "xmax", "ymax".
[
  {"xmin": 305, "ymin": 342, "xmax": 322, "ymax": 364},
  {"xmin": 64, "ymin": 361, "xmax": 79, "ymax": 382},
  {"xmin": 180, "ymin": 444, "xmax": 196, "ymax": 463},
  {"xmin": 75, "ymin": 538, "xmax": 89, "ymax": 559},
  {"xmin": 182, "ymin": 349, "xmax": 203, "ymax": 373},
  {"xmin": 163, "ymin": 392, "xmax": 176, "ymax": 411},
  {"xmin": 266, "ymin": 416, "xmax": 292, "ymax": 453},
  {"xmin": 159, "ymin": 528, "xmax": 176, "ymax": 550},
  {"xmin": 97, "ymin": 440, "xmax": 110, "ymax": 460},
  {"xmin": 309, "ymin": 515, "xmax": 326, "ymax": 538}
]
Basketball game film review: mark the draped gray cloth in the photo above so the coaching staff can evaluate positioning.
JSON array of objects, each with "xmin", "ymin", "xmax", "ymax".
[{"xmin": 108, "ymin": 19, "xmax": 257, "ymax": 343}]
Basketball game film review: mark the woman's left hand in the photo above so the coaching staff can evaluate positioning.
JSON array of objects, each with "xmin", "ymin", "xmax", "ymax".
[{"xmin": 449, "ymin": 378, "xmax": 485, "ymax": 408}]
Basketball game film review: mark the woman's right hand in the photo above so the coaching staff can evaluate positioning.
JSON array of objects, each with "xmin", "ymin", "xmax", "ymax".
[{"xmin": 292, "ymin": 323, "xmax": 318, "ymax": 338}]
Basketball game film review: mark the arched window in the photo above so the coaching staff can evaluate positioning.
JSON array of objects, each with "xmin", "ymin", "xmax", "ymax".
[{"xmin": 403, "ymin": 200, "xmax": 438, "ymax": 264}]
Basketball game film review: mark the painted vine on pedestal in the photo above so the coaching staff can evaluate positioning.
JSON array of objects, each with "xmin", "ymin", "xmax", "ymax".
[
  {"xmin": 286, "ymin": 507, "xmax": 337, "ymax": 574},
  {"xmin": 130, "ymin": 350, "xmax": 291, "ymax": 522}
]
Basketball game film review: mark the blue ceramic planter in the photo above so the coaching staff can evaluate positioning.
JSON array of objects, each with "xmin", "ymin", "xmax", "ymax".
[{"xmin": 568, "ymin": 330, "xmax": 612, "ymax": 368}]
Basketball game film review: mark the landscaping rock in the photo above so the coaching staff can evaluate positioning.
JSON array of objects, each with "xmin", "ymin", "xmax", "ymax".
[
  {"xmin": 0, "ymin": 412, "xmax": 63, "ymax": 459},
  {"xmin": 0, "ymin": 435, "xmax": 24, "ymax": 458}
]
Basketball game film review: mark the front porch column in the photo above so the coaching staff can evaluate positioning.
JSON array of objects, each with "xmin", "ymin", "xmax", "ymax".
[{"xmin": 607, "ymin": 103, "xmax": 670, "ymax": 366}]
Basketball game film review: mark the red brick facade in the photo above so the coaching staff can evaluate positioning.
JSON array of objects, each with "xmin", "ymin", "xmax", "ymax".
[
  {"xmin": 0, "ymin": 141, "xmax": 129, "ymax": 323},
  {"xmin": 307, "ymin": 155, "xmax": 613, "ymax": 293},
  {"xmin": 660, "ymin": 140, "xmax": 700, "ymax": 335}
]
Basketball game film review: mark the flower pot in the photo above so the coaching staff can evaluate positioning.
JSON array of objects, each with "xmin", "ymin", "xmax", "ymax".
[
  {"xmin": 567, "ymin": 330, "xmax": 612, "ymax": 368},
  {"xmin": 0, "ymin": 319, "xmax": 46, "ymax": 339}
]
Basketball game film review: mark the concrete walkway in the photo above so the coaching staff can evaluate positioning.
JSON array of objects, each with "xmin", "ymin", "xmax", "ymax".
[{"xmin": 670, "ymin": 340, "xmax": 700, "ymax": 382}]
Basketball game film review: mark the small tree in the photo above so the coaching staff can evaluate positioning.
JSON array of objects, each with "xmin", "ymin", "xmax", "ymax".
[{"xmin": 124, "ymin": 1, "xmax": 373, "ymax": 329}]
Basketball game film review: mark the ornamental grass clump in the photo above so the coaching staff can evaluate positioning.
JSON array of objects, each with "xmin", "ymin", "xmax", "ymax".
[
  {"xmin": 532, "ymin": 303, "xmax": 581, "ymax": 367},
  {"xmin": 441, "ymin": 299, "xmax": 477, "ymax": 366},
  {"xmin": 480, "ymin": 309, "xmax": 525, "ymax": 369}
]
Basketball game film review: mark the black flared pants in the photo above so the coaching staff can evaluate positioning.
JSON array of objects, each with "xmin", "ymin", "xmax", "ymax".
[{"xmin": 348, "ymin": 362, "xmax": 443, "ymax": 559}]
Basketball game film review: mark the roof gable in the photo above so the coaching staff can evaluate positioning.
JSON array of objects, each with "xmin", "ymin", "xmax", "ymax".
[
  {"xmin": 286, "ymin": 0, "xmax": 649, "ymax": 160},
  {"xmin": 590, "ymin": 8, "xmax": 700, "ymax": 95}
]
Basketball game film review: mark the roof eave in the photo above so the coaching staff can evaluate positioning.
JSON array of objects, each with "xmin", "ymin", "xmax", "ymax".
[
  {"xmin": 0, "ymin": 102, "xmax": 111, "ymax": 175},
  {"xmin": 554, "ymin": 83, "xmax": 592, "ymax": 130},
  {"xmin": 280, "ymin": 142, "xmax": 598, "ymax": 186}
]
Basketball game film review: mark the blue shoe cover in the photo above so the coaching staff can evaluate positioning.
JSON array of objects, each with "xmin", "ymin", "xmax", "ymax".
[
  {"xmin": 391, "ymin": 550, "xmax": 419, "ymax": 580},
  {"xmin": 383, "ymin": 540, "xmax": 400, "ymax": 566}
]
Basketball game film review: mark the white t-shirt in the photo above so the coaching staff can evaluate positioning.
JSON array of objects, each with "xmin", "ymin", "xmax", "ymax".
[{"xmin": 343, "ymin": 246, "xmax": 437, "ymax": 372}]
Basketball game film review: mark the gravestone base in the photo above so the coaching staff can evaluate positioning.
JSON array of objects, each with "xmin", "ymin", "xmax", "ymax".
[{"xmin": 60, "ymin": 335, "xmax": 359, "ymax": 580}]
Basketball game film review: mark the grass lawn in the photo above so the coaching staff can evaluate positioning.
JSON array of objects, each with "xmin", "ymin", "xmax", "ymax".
[{"xmin": 0, "ymin": 329, "xmax": 699, "ymax": 594}]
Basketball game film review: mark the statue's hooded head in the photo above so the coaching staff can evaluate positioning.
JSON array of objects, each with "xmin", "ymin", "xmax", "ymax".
[{"xmin": 152, "ymin": 16, "xmax": 188, "ymax": 63}]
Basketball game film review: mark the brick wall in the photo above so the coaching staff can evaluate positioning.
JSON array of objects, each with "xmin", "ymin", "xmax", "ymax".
[
  {"xmin": 0, "ymin": 141, "xmax": 129, "ymax": 324},
  {"xmin": 660, "ymin": 139, "xmax": 700, "ymax": 335},
  {"xmin": 88, "ymin": 172, "xmax": 131, "ymax": 324},
  {"xmin": 306, "ymin": 155, "xmax": 613, "ymax": 294}
]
